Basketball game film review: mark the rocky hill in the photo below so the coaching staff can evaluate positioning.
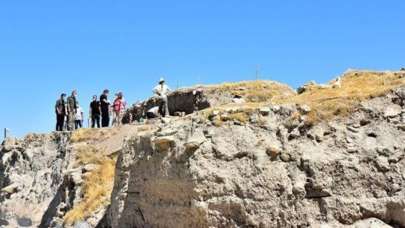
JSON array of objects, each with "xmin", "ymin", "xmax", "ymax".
[{"xmin": 1, "ymin": 70, "xmax": 405, "ymax": 228}]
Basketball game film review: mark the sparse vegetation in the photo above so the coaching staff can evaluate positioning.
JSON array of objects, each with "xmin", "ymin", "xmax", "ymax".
[
  {"xmin": 137, "ymin": 124, "xmax": 154, "ymax": 132},
  {"xmin": 208, "ymin": 80, "xmax": 295, "ymax": 102},
  {"xmin": 225, "ymin": 112, "xmax": 250, "ymax": 123},
  {"xmin": 203, "ymin": 71, "xmax": 405, "ymax": 125},
  {"xmin": 70, "ymin": 128, "xmax": 117, "ymax": 143},
  {"xmin": 74, "ymin": 145, "xmax": 106, "ymax": 167},
  {"xmin": 204, "ymin": 106, "xmax": 257, "ymax": 126},
  {"xmin": 275, "ymin": 71, "xmax": 405, "ymax": 123},
  {"xmin": 64, "ymin": 145, "xmax": 116, "ymax": 225},
  {"xmin": 71, "ymin": 128, "xmax": 103, "ymax": 143},
  {"xmin": 63, "ymin": 125, "xmax": 147, "ymax": 225}
]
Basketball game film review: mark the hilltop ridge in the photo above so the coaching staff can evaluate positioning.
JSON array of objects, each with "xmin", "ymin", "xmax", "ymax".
[{"xmin": 0, "ymin": 70, "xmax": 405, "ymax": 228}]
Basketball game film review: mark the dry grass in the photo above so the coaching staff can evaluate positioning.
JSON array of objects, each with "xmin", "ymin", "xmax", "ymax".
[
  {"xmin": 208, "ymin": 80, "xmax": 295, "ymax": 102},
  {"xmin": 71, "ymin": 128, "xmax": 103, "ymax": 143},
  {"xmin": 74, "ymin": 145, "xmax": 106, "ymax": 167},
  {"xmin": 64, "ymin": 125, "xmax": 144, "ymax": 225},
  {"xmin": 225, "ymin": 112, "xmax": 250, "ymax": 123},
  {"xmin": 70, "ymin": 128, "xmax": 116, "ymax": 143},
  {"xmin": 275, "ymin": 71, "xmax": 405, "ymax": 123},
  {"xmin": 136, "ymin": 124, "xmax": 155, "ymax": 132},
  {"xmin": 64, "ymin": 158, "xmax": 115, "ymax": 225},
  {"xmin": 213, "ymin": 112, "xmax": 250, "ymax": 126},
  {"xmin": 204, "ymin": 106, "xmax": 257, "ymax": 126},
  {"xmin": 201, "ymin": 71, "xmax": 405, "ymax": 125},
  {"xmin": 64, "ymin": 145, "xmax": 117, "ymax": 225}
]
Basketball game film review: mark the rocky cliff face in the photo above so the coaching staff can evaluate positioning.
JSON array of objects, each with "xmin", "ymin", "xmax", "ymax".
[
  {"xmin": 1, "ymin": 72, "xmax": 404, "ymax": 228},
  {"xmin": 103, "ymin": 86, "xmax": 405, "ymax": 228},
  {"xmin": 0, "ymin": 133, "xmax": 71, "ymax": 227},
  {"xmin": 0, "ymin": 123, "xmax": 145, "ymax": 228}
]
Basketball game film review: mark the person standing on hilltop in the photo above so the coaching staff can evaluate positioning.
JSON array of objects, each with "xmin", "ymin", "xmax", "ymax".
[
  {"xmin": 90, "ymin": 95, "xmax": 101, "ymax": 128},
  {"xmin": 55, "ymin": 93, "xmax": 67, "ymax": 131},
  {"xmin": 75, "ymin": 105, "xmax": 84, "ymax": 129},
  {"xmin": 112, "ymin": 92, "xmax": 126, "ymax": 126},
  {"xmin": 100, "ymin": 89, "xmax": 111, "ymax": 127},
  {"xmin": 66, "ymin": 90, "xmax": 78, "ymax": 131},
  {"xmin": 153, "ymin": 77, "xmax": 171, "ymax": 117}
]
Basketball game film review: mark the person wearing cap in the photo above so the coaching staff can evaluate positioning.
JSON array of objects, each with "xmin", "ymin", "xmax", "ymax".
[
  {"xmin": 100, "ymin": 89, "xmax": 111, "ymax": 127},
  {"xmin": 55, "ymin": 93, "xmax": 67, "ymax": 131},
  {"xmin": 67, "ymin": 90, "xmax": 78, "ymax": 131},
  {"xmin": 153, "ymin": 77, "xmax": 171, "ymax": 117}
]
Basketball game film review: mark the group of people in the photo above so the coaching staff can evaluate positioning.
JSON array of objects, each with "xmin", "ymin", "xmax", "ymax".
[
  {"xmin": 54, "ymin": 78, "xmax": 171, "ymax": 132},
  {"xmin": 55, "ymin": 89, "xmax": 127, "ymax": 131}
]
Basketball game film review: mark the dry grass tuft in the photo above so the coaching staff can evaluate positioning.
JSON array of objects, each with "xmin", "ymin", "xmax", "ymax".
[
  {"xmin": 74, "ymin": 145, "xmax": 106, "ymax": 167},
  {"xmin": 209, "ymin": 80, "xmax": 295, "ymax": 102},
  {"xmin": 204, "ymin": 106, "xmax": 256, "ymax": 126},
  {"xmin": 228, "ymin": 112, "xmax": 249, "ymax": 123},
  {"xmin": 70, "ymin": 128, "xmax": 120, "ymax": 143},
  {"xmin": 64, "ymin": 157, "xmax": 116, "ymax": 225},
  {"xmin": 201, "ymin": 71, "xmax": 405, "ymax": 125},
  {"xmin": 64, "ymin": 145, "xmax": 117, "ymax": 225},
  {"xmin": 275, "ymin": 71, "xmax": 405, "ymax": 122},
  {"xmin": 71, "ymin": 128, "xmax": 105, "ymax": 143},
  {"xmin": 136, "ymin": 124, "xmax": 154, "ymax": 132}
]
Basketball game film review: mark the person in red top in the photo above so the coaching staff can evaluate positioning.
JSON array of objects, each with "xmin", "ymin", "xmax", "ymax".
[{"xmin": 112, "ymin": 92, "xmax": 126, "ymax": 126}]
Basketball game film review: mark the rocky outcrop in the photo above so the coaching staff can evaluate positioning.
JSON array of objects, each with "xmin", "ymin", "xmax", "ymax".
[
  {"xmin": 0, "ymin": 133, "xmax": 72, "ymax": 227},
  {"xmin": 102, "ymin": 87, "xmax": 405, "ymax": 228},
  {"xmin": 122, "ymin": 81, "xmax": 295, "ymax": 124},
  {"xmin": 0, "ymin": 78, "xmax": 404, "ymax": 228},
  {"xmin": 122, "ymin": 87, "xmax": 211, "ymax": 123},
  {"xmin": 0, "ymin": 125, "xmax": 142, "ymax": 228}
]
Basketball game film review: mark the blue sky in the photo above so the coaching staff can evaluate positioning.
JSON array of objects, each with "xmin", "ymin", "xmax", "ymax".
[{"xmin": 1, "ymin": 1, "xmax": 404, "ymax": 137}]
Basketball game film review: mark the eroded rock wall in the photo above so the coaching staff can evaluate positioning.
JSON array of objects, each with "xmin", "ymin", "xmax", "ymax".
[
  {"xmin": 1, "ymin": 85, "xmax": 404, "ymax": 228},
  {"xmin": 105, "ymin": 87, "xmax": 405, "ymax": 228},
  {"xmin": 0, "ymin": 133, "xmax": 72, "ymax": 227},
  {"xmin": 123, "ymin": 88, "xmax": 211, "ymax": 123}
]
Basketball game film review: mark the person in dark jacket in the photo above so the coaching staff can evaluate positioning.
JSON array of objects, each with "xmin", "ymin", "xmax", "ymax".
[
  {"xmin": 90, "ymin": 95, "xmax": 101, "ymax": 128},
  {"xmin": 55, "ymin": 93, "xmax": 67, "ymax": 131},
  {"xmin": 100, "ymin": 89, "xmax": 110, "ymax": 127},
  {"xmin": 67, "ymin": 90, "xmax": 78, "ymax": 131}
]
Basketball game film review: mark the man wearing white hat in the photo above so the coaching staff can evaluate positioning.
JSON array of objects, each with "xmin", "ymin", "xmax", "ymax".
[{"xmin": 153, "ymin": 77, "xmax": 171, "ymax": 117}]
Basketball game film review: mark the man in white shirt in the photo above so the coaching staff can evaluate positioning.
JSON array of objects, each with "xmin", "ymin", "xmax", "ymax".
[
  {"xmin": 75, "ymin": 106, "xmax": 84, "ymax": 129},
  {"xmin": 153, "ymin": 78, "xmax": 171, "ymax": 117}
]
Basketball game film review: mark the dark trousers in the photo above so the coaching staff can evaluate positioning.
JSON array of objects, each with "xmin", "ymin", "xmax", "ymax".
[
  {"xmin": 75, "ymin": 120, "xmax": 82, "ymax": 129},
  {"xmin": 158, "ymin": 96, "xmax": 169, "ymax": 117},
  {"xmin": 92, "ymin": 115, "xmax": 101, "ymax": 128},
  {"xmin": 101, "ymin": 113, "xmax": 110, "ymax": 127},
  {"xmin": 146, "ymin": 112, "xmax": 158, "ymax": 119},
  {"xmin": 56, "ymin": 114, "xmax": 65, "ymax": 131}
]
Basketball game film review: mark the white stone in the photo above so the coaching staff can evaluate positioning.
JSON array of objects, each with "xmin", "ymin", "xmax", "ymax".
[{"xmin": 383, "ymin": 105, "xmax": 402, "ymax": 118}]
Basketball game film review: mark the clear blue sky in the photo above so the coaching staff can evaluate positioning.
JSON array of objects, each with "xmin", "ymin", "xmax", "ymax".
[{"xmin": 1, "ymin": 1, "xmax": 404, "ymax": 137}]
